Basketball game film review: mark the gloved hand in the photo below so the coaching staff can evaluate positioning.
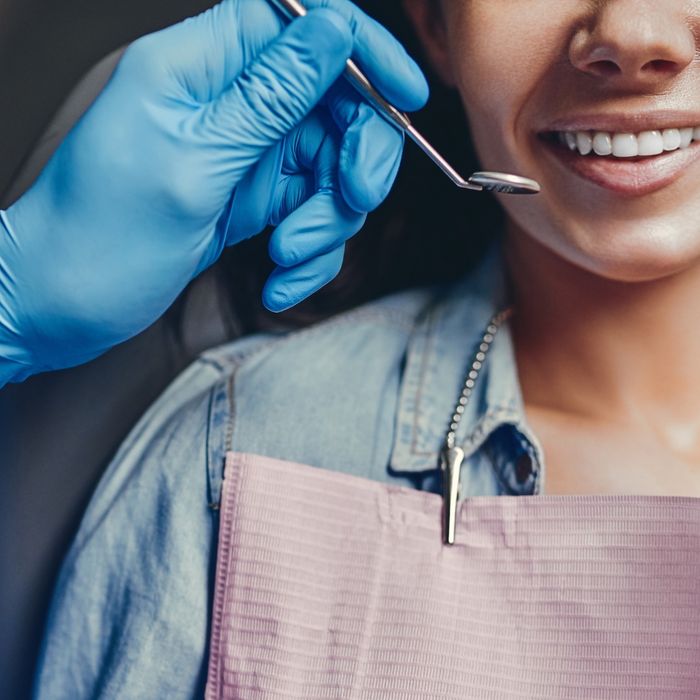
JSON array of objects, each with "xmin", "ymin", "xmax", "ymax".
[{"xmin": 0, "ymin": 0, "xmax": 428, "ymax": 385}]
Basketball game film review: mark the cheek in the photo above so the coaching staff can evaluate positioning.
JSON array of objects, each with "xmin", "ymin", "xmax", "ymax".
[
  {"xmin": 506, "ymin": 189, "xmax": 700, "ymax": 282},
  {"xmin": 446, "ymin": 3, "xmax": 570, "ymax": 164}
]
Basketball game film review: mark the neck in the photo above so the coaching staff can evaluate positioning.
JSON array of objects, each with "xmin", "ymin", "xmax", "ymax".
[{"xmin": 506, "ymin": 229, "xmax": 700, "ymax": 436}]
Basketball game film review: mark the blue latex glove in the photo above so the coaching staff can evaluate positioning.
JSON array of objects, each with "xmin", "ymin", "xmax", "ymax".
[{"xmin": 0, "ymin": 0, "xmax": 428, "ymax": 385}]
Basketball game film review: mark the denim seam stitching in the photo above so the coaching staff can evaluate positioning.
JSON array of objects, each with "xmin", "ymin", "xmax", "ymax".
[
  {"xmin": 408, "ymin": 309, "xmax": 439, "ymax": 458},
  {"xmin": 406, "ymin": 404, "xmax": 520, "ymax": 460},
  {"xmin": 210, "ymin": 306, "xmax": 420, "ymax": 373}
]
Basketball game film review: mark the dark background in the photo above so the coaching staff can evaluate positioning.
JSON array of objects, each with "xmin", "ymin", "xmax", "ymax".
[
  {"xmin": 0, "ymin": 0, "xmax": 218, "ymax": 199},
  {"xmin": 0, "ymin": 2, "xmax": 494, "ymax": 697}
]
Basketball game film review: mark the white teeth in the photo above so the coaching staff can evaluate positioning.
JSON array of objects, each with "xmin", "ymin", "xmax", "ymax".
[
  {"xmin": 611, "ymin": 133, "xmax": 638, "ymax": 158},
  {"xmin": 593, "ymin": 132, "xmax": 612, "ymax": 156},
  {"xmin": 638, "ymin": 130, "xmax": 664, "ymax": 156},
  {"xmin": 576, "ymin": 132, "xmax": 593, "ymax": 155},
  {"xmin": 663, "ymin": 128, "xmax": 681, "ymax": 151},
  {"xmin": 556, "ymin": 125, "xmax": 700, "ymax": 157}
]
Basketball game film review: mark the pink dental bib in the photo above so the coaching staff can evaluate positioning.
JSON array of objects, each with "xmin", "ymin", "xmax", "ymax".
[{"xmin": 206, "ymin": 452, "xmax": 700, "ymax": 699}]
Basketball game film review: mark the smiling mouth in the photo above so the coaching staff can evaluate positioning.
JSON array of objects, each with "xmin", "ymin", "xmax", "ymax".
[
  {"xmin": 554, "ymin": 126, "xmax": 700, "ymax": 158},
  {"xmin": 539, "ymin": 125, "xmax": 700, "ymax": 196}
]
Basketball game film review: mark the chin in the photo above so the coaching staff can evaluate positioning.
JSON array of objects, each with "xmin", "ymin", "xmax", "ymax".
[{"xmin": 556, "ymin": 220, "xmax": 700, "ymax": 283}]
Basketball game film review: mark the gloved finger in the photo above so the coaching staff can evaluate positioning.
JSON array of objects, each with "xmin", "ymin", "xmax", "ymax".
[
  {"xmin": 270, "ymin": 110, "xmax": 339, "ymax": 226},
  {"xmin": 340, "ymin": 103, "xmax": 403, "ymax": 213},
  {"xmin": 226, "ymin": 110, "xmax": 338, "ymax": 245},
  {"xmin": 269, "ymin": 118, "xmax": 366, "ymax": 267},
  {"xmin": 325, "ymin": 86, "xmax": 404, "ymax": 213},
  {"xmin": 199, "ymin": 8, "xmax": 353, "ymax": 182},
  {"xmin": 268, "ymin": 189, "xmax": 366, "ymax": 268},
  {"xmin": 262, "ymin": 244, "xmax": 346, "ymax": 312},
  {"xmin": 304, "ymin": 0, "xmax": 429, "ymax": 111},
  {"xmin": 224, "ymin": 141, "xmax": 284, "ymax": 247},
  {"xmin": 135, "ymin": 0, "xmax": 427, "ymax": 112},
  {"xmin": 269, "ymin": 173, "xmax": 315, "ymax": 226},
  {"xmin": 223, "ymin": 109, "xmax": 339, "ymax": 250},
  {"xmin": 280, "ymin": 110, "xmax": 331, "ymax": 176}
]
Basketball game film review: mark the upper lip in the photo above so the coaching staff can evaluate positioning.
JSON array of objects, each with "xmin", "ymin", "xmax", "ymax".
[{"xmin": 540, "ymin": 111, "xmax": 700, "ymax": 134}]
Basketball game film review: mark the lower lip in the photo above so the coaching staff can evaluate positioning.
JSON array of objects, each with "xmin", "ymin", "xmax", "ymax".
[{"xmin": 539, "ymin": 136, "xmax": 700, "ymax": 197}]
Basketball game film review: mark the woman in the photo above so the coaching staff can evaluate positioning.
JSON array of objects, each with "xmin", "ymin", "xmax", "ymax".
[{"xmin": 34, "ymin": 1, "xmax": 700, "ymax": 698}]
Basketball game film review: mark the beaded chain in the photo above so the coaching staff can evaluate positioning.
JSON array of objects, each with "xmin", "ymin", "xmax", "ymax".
[{"xmin": 440, "ymin": 307, "xmax": 514, "ymax": 545}]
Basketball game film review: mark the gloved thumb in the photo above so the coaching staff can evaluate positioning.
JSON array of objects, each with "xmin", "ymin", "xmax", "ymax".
[{"xmin": 199, "ymin": 8, "xmax": 353, "ymax": 185}]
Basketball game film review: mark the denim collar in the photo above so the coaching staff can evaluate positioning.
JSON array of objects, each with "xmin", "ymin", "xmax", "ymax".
[{"xmin": 390, "ymin": 246, "xmax": 545, "ymax": 494}]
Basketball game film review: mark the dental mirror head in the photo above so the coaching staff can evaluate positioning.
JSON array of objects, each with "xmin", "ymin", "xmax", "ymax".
[{"xmin": 467, "ymin": 172, "xmax": 541, "ymax": 195}]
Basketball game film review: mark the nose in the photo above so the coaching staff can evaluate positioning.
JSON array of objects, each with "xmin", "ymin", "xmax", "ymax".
[{"xmin": 569, "ymin": 0, "xmax": 696, "ymax": 89}]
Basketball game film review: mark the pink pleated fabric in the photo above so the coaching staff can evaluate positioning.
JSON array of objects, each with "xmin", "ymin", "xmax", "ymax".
[{"xmin": 205, "ymin": 452, "xmax": 700, "ymax": 700}]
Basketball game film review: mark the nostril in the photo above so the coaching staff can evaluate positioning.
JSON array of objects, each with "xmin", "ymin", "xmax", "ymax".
[
  {"xmin": 642, "ymin": 59, "xmax": 679, "ymax": 74},
  {"xmin": 588, "ymin": 60, "xmax": 622, "ymax": 77}
]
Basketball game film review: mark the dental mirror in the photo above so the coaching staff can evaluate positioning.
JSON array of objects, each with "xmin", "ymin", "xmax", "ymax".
[
  {"xmin": 467, "ymin": 172, "xmax": 541, "ymax": 195},
  {"xmin": 404, "ymin": 123, "xmax": 541, "ymax": 194},
  {"xmin": 268, "ymin": 0, "xmax": 542, "ymax": 197}
]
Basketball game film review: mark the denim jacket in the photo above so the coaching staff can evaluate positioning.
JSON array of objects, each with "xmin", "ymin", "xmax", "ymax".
[{"xmin": 34, "ymin": 249, "xmax": 544, "ymax": 700}]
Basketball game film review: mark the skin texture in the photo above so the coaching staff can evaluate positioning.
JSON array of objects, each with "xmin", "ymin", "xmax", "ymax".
[{"xmin": 404, "ymin": 0, "xmax": 700, "ymax": 495}]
